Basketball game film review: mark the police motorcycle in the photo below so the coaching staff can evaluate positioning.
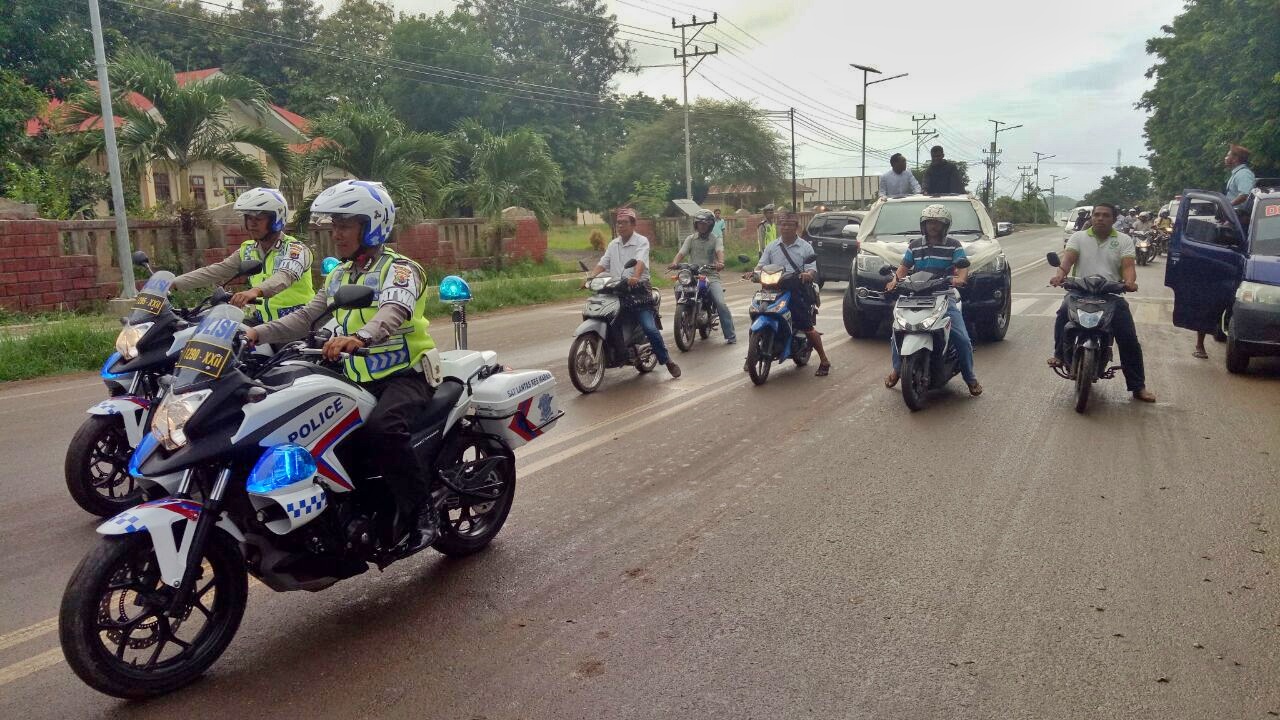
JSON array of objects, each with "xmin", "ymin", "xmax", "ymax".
[
  {"xmin": 59, "ymin": 277, "xmax": 562, "ymax": 699},
  {"xmin": 669, "ymin": 262, "xmax": 720, "ymax": 351},
  {"xmin": 1046, "ymin": 252, "xmax": 1128, "ymax": 413},
  {"xmin": 883, "ymin": 265, "xmax": 962, "ymax": 411},
  {"xmin": 568, "ymin": 258, "xmax": 662, "ymax": 393},
  {"xmin": 65, "ymin": 251, "xmax": 274, "ymax": 517},
  {"xmin": 740, "ymin": 253, "xmax": 814, "ymax": 385}
]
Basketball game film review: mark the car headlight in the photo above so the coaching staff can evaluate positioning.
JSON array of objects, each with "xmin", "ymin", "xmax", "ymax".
[
  {"xmin": 1237, "ymin": 281, "xmax": 1280, "ymax": 305},
  {"xmin": 115, "ymin": 322, "xmax": 154, "ymax": 360},
  {"xmin": 677, "ymin": 269, "xmax": 692, "ymax": 284},
  {"xmin": 857, "ymin": 254, "xmax": 888, "ymax": 273},
  {"xmin": 995, "ymin": 254, "xmax": 1007, "ymax": 272},
  {"xmin": 151, "ymin": 389, "xmax": 211, "ymax": 451},
  {"xmin": 1077, "ymin": 310, "xmax": 1104, "ymax": 329}
]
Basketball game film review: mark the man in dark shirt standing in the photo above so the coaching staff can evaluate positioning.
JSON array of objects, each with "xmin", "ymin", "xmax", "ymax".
[{"xmin": 922, "ymin": 145, "xmax": 964, "ymax": 195}]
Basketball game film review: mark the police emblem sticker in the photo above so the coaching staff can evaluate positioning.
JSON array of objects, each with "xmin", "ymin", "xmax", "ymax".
[
  {"xmin": 392, "ymin": 264, "xmax": 412, "ymax": 287},
  {"xmin": 288, "ymin": 244, "xmax": 302, "ymax": 259}
]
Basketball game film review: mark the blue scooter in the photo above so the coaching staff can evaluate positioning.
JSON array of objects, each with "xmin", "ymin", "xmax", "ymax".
[{"xmin": 742, "ymin": 257, "xmax": 814, "ymax": 385}]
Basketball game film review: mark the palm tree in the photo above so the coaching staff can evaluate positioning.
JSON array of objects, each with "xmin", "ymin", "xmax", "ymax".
[
  {"xmin": 448, "ymin": 122, "xmax": 564, "ymax": 267},
  {"xmin": 62, "ymin": 50, "xmax": 294, "ymax": 207},
  {"xmin": 296, "ymin": 101, "xmax": 454, "ymax": 226}
]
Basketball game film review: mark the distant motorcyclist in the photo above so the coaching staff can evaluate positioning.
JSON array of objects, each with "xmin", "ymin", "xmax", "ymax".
[
  {"xmin": 1115, "ymin": 209, "xmax": 1133, "ymax": 234},
  {"xmin": 670, "ymin": 209, "xmax": 737, "ymax": 344},
  {"xmin": 1073, "ymin": 209, "xmax": 1090, "ymax": 231},
  {"xmin": 749, "ymin": 211, "xmax": 831, "ymax": 376},
  {"xmin": 1154, "ymin": 208, "xmax": 1173, "ymax": 234},
  {"xmin": 172, "ymin": 188, "xmax": 315, "ymax": 321},
  {"xmin": 245, "ymin": 180, "xmax": 443, "ymax": 551},
  {"xmin": 883, "ymin": 204, "xmax": 981, "ymax": 396},
  {"xmin": 1131, "ymin": 211, "xmax": 1154, "ymax": 234}
]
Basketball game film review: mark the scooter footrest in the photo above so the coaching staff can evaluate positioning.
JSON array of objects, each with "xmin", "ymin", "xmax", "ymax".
[{"xmin": 1101, "ymin": 365, "xmax": 1122, "ymax": 379}]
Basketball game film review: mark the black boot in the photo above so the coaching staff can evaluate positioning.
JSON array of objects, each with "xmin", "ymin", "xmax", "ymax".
[{"xmin": 401, "ymin": 503, "xmax": 440, "ymax": 554}]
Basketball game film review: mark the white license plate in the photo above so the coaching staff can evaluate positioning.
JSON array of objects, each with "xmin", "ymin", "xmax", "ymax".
[{"xmin": 755, "ymin": 292, "xmax": 777, "ymax": 303}]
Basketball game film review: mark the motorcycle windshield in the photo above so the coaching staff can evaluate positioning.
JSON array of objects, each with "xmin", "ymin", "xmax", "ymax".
[
  {"xmin": 127, "ymin": 271, "xmax": 175, "ymax": 324},
  {"xmin": 172, "ymin": 304, "xmax": 245, "ymax": 392}
]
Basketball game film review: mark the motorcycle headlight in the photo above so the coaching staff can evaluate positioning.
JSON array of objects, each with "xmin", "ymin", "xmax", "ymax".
[
  {"xmin": 151, "ymin": 389, "xmax": 211, "ymax": 451},
  {"xmin": 857, "ymin": 254, "xmax": 888, "ymax": 273},
  {"xmin": 1237, "ymin": 281, "xmax": 1280, "ymax": 305},
  {"xmin": 1077, "ymin": 310, "xmax": 1104, "ymax": 329},
  {"xmin": 677, "ymin": 269, "xmax": 693, "ymax": 284},
  {"xmin": 760, "ymin": 269, "xmax": 783, "ymax": 286},
  {"xmin": 115, "ymin": 322, "xmax": 154, "ymax": 360}
]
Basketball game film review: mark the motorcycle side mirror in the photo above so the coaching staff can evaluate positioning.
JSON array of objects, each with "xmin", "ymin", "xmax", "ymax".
[
  {"xmin": 578, "ymin": 259, "xmax": 591, "ymax": 272},
  {"xmin": 878, "ymin": 264, "xmax": 894, "ymax": 276},
  {"xmin": 211, "ymin": 287, "xmax": 232, "ymax": 305},
  {"xmin": 737, "ymin": 254, "xmax": 752, "ymax": 264},
  {"xmin": 623, "ymin": 258, "xmax": 638, "ymax": 269},
  {"xmin": 236, "ymin": 259, "xmax": 264, "ymax": 278},
  {"xmin": 332, "ymin": 284, "xmax": 375, "ymax": 309},
  {"xmin": 1046, "ymin": 252, "xmax": 1061, "ymax": 268},
  {"xmin": 131, "ymin": 250, "xmax": 151, "ymax": 267}
]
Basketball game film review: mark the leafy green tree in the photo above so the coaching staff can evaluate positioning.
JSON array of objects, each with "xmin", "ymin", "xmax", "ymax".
[
  {"xmin": 0, "ymin": 162, "xmax": 111, "ymax": 219},
  {"xmin": 627, "ymin": 176, "xmax": 669, "ymax": 217},
  {"xmin": 1140, "ymin": 0, "xmax": 1280, "ymax": 197},
  {"xmin": 0, "ymin": 70, "xmax": 43, "ymax": 161},
  {"xmin": 298, "ymin": 101, "xmax": 454, "ymax": 225},
  {"xmin": 218, "ymin": 0, "xmax": 325, "ymax": 115},
  {"xmin": 600, "ymin": 99, "xmax": 787, "ymax": 211},
  {"xmin": 102, "ymin": 0, "xmax": 224, "ymax": 74},
  {"xmin": 1083, "ymin": 166, "xmax": 1153, "ymax": 208},
  {"xmin": 60, "ymin": 50, "xmax": 294, "ymax": 207},
  {"xmin": 310, "ymin": 0, "xmax": 396, "ymax": 107},
  {"xmin": 384, "ymin": 11, "xmax": 503, "ymax": 133},
  {"xmin": 0, "ymin": 2, "xmax": 95, "ymax": 95}
]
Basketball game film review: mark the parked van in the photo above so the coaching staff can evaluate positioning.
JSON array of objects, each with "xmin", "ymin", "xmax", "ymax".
[{"xmin": 1062, "ymin": 206, "xmax": 1093, "ymax": 238}]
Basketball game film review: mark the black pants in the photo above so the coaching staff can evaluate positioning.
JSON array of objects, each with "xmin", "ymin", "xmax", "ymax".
[
  {"xmin": 364, "ymin": 373, "xmax": 434, "ymax": 513},
  {"xmin": 1055, "ymin": 299, "xmax": 1146, "ymax": 392}
]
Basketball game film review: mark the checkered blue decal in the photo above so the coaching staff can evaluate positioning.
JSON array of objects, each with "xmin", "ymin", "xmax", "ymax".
[
  {"xmin": 112, "ymin": 514, "xmax": 143, "ymax": 533},
  {"xmin": 286, "ymin": 492, "xmax": 326, "ymax": 519}
]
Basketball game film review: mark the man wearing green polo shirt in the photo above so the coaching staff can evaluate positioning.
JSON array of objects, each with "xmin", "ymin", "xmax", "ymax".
[{"xmin": 1049, "ymin": 202, "xmax": 1156, "ymax": 403}]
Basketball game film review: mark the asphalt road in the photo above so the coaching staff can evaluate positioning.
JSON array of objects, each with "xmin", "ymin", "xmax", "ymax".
[{"xmin": 1, "ymin": 226, "xmax": 1277, "ymax": 719}]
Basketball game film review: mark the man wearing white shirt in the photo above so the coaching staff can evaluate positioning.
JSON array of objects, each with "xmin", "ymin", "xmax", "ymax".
[{"xmin": 878, "ymin": 153, "xmax": 921, "ymax": 198}]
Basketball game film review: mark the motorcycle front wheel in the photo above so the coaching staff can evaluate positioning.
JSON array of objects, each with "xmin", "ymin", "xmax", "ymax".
[
  {"xmin": 746, "ymin": 328, "xmax": 773, "ymax": 385},
  {"xmin": 1074, "ymin": 346, "xmax": 1096, "ymax": 413},
  {"xmin": 59, "ymin": 531, "xmax": 248, "ymax": 699},
  {"xmin": 674, "ymin": 304, "xmax": 695, "ymax": 352},
  {"xmin": 65, "ymin": 414, "xmax": 146, "ymax": 517},
  {"xmin": 568, "ymin": 333, "xmax": 606, "ymax": 394},
  {"xmin": 901, "ymin": 351, "xmax": 930, "ymax": 411}
]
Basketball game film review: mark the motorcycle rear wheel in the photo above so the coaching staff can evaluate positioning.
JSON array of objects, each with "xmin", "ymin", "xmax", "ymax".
[
  {"xmin": 433, "ymin": 433, "xmax": 516, "ymax": 558},
  {"xmin": 635, "ymin": 345, "xmax": 658, "ymax": 373},
  {"xmin": 674, "ymin": 305, "xmax": 695, "ymax": 352},
  {"xmin": 568, "ymin": 333, "xmax": 606, "ymax": 394},
  {"xmin": 1074, "ymin": 346, "xmax": 1096, "ymax": 413},
  {"xmin": 65, "ymin": 414, "xmax": 146, "ymax": 517},
  {"xmin": 901, "ymin": 351, "xmax": 930, "ymax": 411},
  {"xmin": 59, "ymin": 531, "xmax": 248, "ymax": 699},
  {"xmin": 746, "ymin": 329, "xmax": 773, "ymax": 385}
]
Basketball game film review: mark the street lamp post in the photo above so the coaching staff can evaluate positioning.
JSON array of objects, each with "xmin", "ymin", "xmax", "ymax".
[{"xmin": 851, "ymin": 64, "xmax": 907, "ymax": 208}]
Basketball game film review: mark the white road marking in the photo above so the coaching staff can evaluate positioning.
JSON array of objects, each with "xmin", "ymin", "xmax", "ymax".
[
  {"xmin": 0, "ymin": 647, "xmax": 63, "ymax": 687},
  {"xmin": 0, "ymin": 618, "xmax": 56, "ymax": 652},
  {"xmin": 1010, "ymin": 298, "xmax": 1039, "ymax": 316},
  {"xmin": 0, "ymin": 380, "xmax": 100, "ymax": 403}
]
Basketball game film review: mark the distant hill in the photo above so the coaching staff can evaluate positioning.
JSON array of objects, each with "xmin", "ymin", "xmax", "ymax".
[{"xmin": 1050, "ymin": 195, "xmax": 1080, "ymax": 211}]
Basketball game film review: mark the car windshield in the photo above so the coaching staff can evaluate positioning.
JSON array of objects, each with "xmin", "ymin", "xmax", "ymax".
[
  {"xmin": 1252, "ymin": 202, "xmax": 1280, "ymax": 256},
  {"xmin": 872, "ymin": 201, "xmax": 984, "ymax": 235}
]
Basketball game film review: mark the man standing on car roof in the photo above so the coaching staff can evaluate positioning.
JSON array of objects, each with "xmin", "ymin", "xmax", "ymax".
[
  {"xmin": 879, "ymin": 153, "xmax": 922, "ymax": 198},
  {"xmin": 922, "ymin": 146, "xmax": 964, "ymax": 195}
]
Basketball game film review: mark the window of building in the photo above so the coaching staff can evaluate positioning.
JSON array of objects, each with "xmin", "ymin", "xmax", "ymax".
[
  {"xmin": 190, "ymin": 175, "xmax": 207, "ymax": 207},
  {"xmin": 153, "ymin": 172, "xmax": 172, "ymax": 205},
  {"xmin": 222, "ymin": 175, "xmax": 249, "ymax": 201}
]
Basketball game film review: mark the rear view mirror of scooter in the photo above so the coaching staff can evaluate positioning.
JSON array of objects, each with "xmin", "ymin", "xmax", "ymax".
[
  {"xmin": 578, "ymin": 259, "xmax": 591, "ymax": 272},
  {"xmin": 1047, "ymin": 252, "xmax": 1061, "ymax": 268},
  {"xmin": 236, "ymin": 259, "xmax": 264, "ymax": 278},
  {"xmin": 737, "ymin": 254, "xmax": 752, "ymax": 264},
  {"xmin": 131, "ymin": 250, "xmax": 153, "ymax": 273},
  {"xmin": 623, "ymin": 258, "xmax": 638, "ymax": 269},
  {"xmin": 879, "ymin": 264, "xmax": 894, "ymax": 276}
]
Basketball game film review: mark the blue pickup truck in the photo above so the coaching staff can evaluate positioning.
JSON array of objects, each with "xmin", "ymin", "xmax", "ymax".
[{"xmin": 1164, "ymin": 185, "xmax": 1280, "ymax": 372}]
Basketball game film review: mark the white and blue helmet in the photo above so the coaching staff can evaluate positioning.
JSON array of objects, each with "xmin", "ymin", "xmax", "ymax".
[
  {"xmin": 233, "ymin": 187, "xmax": 289, "ymax": 233},
  {"xmin": 310, "ymin": 180, "xmax": 396, "ymax": 247}
]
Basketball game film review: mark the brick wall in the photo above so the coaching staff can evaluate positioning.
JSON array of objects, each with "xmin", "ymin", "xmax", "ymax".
[{"xmin": 0, "ymin": 220, "xmax": 118, "ymax": 312}]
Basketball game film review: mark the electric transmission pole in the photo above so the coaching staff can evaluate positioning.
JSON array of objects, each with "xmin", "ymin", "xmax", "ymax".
[
  {"xmin": 1047, "ymin": 175, "xmax": 1067, "ymax": 224},
  {"xmin": 673, "ymin": 14, "xmax": 718, "ymax": 200},
  {"xmin": 911, "ymin": 113, "xmax": 937, "ymax": 169},
  {"xmin": 985, "ymin": 119, "xmax": 1021, "ymax": 208},
  {"xmin": 1031, "ymin": 152, "xmax": 1055, "ymax": 223},
  {"xmin": 1017, "ymin": 165, "xmax": 1033, "ymax": 199}
]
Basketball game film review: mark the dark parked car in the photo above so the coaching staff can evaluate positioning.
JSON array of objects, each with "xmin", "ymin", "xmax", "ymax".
[
  {"xmin": 841, "ymin": 195, "xmax": 1011, "ymax": 341},
  {"xmin": 805, "ymin": 211, "xmax": 866, "ymax": 287}
]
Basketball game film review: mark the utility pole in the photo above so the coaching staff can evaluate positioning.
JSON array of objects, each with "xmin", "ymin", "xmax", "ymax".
[
  {"xmin": 1047, "ymin": 175, "xmax": 1067, "ymax": 224},
  {"xmin": 1115, "ymin": 148, "xmax": 1122, "ymax": 172},
  {"xmin": 911, "ymin": 113, "xmax": 937, "ymax": 169},
  {"xmin": 88, "ymin": 0, "xmax": 137, "ymax": 299},
  {"xmin": 986, "ymin": 119, "xmax": 1022, "ymax": 209},
  {"xmin": 672, "ymin": 14, "xmax": 718, "ymax": 201},
  {"xmin": 851, "ymin": 63, "xmax": 907, "ymax": 207},
  {"xmin": 1031, "ymin": 152, "xmax": 1055, "ymax": 223},
  {"xmin": 1017, "ymin": 165, "xmax": 1033, "ymax": 199},
  {"xmin": 790, "ymin": 108, "xmax": 797, "ymax": 210}
]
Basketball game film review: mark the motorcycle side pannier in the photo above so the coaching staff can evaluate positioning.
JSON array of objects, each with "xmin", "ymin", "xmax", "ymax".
[{"xmin": 470, "ymin": 369, "xmax": 563, "ymax": 448}]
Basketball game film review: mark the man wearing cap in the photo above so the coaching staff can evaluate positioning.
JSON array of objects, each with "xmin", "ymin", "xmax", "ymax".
[
  {"xmin": 879, "ymin": 153, "xmax": 922, "ymax": 198},
  {"xmin": 757, "ymin": 203, "xmax": 777, "ymax": 252},
  {"xmin": 587, "ymin": 209, "xmax": 681, "ymax": 378}
]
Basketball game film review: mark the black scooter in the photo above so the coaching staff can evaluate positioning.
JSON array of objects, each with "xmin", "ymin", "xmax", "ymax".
[
  {"xmin": 568, "ymin": 259, "xmax": 662, "ymax": 393},
  {"xmin": 1047, "ymin": 252, "xmax": 1129, "ymax": 413}
]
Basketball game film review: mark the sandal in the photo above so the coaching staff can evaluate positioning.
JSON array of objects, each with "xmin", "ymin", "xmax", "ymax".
[
  {"xmin": 815, "ymin": 363, "xmax": 831, "ymax": 377},
  {"xmin": 1192, "ymin": 349, "xmax": 1208, "ymax": 359}
]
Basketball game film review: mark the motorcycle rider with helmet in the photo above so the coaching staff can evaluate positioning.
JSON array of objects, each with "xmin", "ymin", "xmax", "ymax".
[
  {"xmin": 172, "ymin": 187, "xmax": 315, "ymax": 321},
  {"xmin": 1154, "ymin": 208, "xmax": 1173, "ymax": 234},
  {"xmin": 669, "ymin": 209, "xmax": 737, "ymax": 344},
  {"xmin": 883, "ymin": 203, "xmax": 982, "ymax": 396},
  {"xmin": 1131, "ymin": 211, "xmax": 1154, "ymax": 234},
  {"xmin": 245, "ymin": 180, "xmax": 443, "ymax": 551}
]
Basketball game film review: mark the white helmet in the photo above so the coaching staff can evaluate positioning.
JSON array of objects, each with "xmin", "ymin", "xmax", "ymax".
[
  {"xmin": 919, "ymin": 203, "xmax": 952, "ymax": 233},
  {"xmin": 310, "ymin": 180, "xmax": 396, "ymax": 247},
  {"xmin": 233, "ymin": 187, "xmax": 289, "ymax": 233}
]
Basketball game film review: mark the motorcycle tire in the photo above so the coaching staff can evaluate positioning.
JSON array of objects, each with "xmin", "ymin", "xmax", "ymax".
[
  {"xmin": 901, "ymin": 351, "xmax": 930, "ymax": 412},
  {"xmin": 1074, "ymin": 346, "xmax": 1096, "ymax": 414},
  {"xmin": 746, "ymin": 329, "xmax": 773, "ymax": 385},
  {"xmin": 698, "ymin": 306, "xmax": 712, "ymax": 340},
  {"xmin": 568, "ymin": 333, "xmax": 606, "ymax": 394},
  {"xmin": 674, "ymin": 305, "xmax": 695, "ymax": 352},
  {"xmin": 65, "ymin": 414, "xmax": 146, "ymax": 517},
  {"xmin": 635, "ymin": 346, "xmax": 658, "ymax": 373},
  {"xmin": 59, "ymin": 531, "xmax": 248, "ymax": 699},
  {"xmin": 433, "ymin": 433, "xmax": 516, "ymax": 558},
  {"xmin": 793, "ymin": 339, "xmax": 813, "ymax": 366}
]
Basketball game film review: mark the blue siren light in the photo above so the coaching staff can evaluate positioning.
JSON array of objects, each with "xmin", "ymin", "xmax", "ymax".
[
  {"xmin": 439, "ymin": 275, "xmax": 473, "ymax": 303},
  {"xmin": 247, "ymin": 444, "xmax": 317, "ymax": 494},
  {"xmin": 321, "ymin": 256, "xmax": 341, "ymax": 274}
]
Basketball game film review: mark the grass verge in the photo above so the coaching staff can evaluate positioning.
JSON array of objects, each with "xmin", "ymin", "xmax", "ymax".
[
  {"xmin": 424, "ymin": 276, "xmax": 585, "ymax": 319},
  {"xmin": 0, "ymin": 318, "xmax": 118, "ymax": 383}
]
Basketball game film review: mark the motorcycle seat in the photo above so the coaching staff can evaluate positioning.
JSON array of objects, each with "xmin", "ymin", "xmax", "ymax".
[{"xmin": 411, "ymin": 378, "xmax": 464, "ymax": 432}]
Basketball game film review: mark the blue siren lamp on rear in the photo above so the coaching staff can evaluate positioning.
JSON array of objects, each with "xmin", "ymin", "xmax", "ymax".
[
  {"xmin": 247, "ymin": 444, "xmax": 318, "ymax": 494},
  {"xmin": 439, "ymin": 275, "xmax": 472, "ymax": 303},
  {"xmin": 321, "ymin": 256, "xmax": 340, "ymax": 275}
]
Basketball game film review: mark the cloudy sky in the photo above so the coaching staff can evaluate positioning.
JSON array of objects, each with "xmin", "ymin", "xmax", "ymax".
[{"xmin": 322, "ymin": 0, "xmax": 1189, "ymax": 201}]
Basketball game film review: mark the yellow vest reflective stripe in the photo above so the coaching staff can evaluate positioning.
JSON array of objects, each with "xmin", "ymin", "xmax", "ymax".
[
  {"xmin": 325, "ymin": 249, "xmax": 435, "ymax": 382},
  {"xmin": 240, "ymin": 234, "xmax": 315, "ymax": 321}
]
